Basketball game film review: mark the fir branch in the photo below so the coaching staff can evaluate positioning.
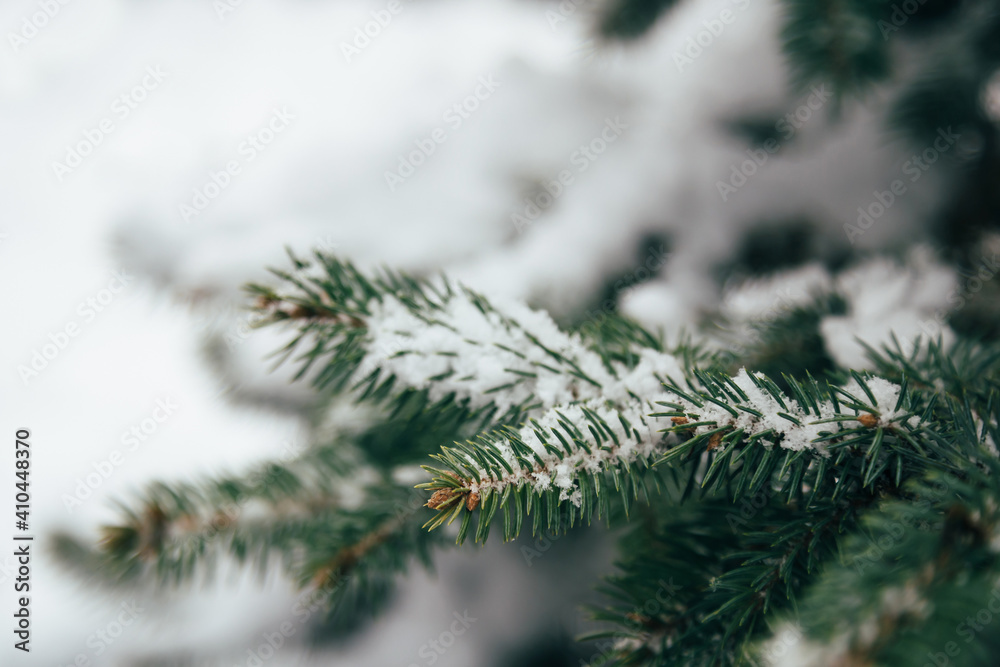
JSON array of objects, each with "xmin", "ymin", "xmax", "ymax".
[
  {"xmin": 94, "ymin": 442, "xmax": 354, "ymax": 562},
  {"xmin": 657, "ymin": 368, "xmax": 919, "ymax": 458},
  {"xmin": 67, "ymin": 479, "xmax": 441, "ymax": 618},
  {"xmin": 769, "ymin": 461, "xmax": 1000, "ymax": 665},
  {"xmin": 249, "ymin": 252, "xmax": 689, "ymax": 426},
  {"xmin": 67, "ymin": 251, "xmax": 1000, "ymax": 666},
  {"xmin": 419, "ymin": 396, "xmax": 669, "ymax": 544},
  {"xmin": 578, "ymin": 494, "xmax": 854, "ymax": 666},
  {"xmin": 418, "ymin": 363, "xmax": 932, "ymax": 544}
]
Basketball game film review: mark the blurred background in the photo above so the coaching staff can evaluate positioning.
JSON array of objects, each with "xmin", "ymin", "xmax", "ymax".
[{"xmin": 2, "ymin": 0, "xmax": 999, "ymax": 664}]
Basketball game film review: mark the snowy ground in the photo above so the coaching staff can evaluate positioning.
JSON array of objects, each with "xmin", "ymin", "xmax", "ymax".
[{"xmin": 0, "ymin": 0, "xmax": 964, "ymax": 664}]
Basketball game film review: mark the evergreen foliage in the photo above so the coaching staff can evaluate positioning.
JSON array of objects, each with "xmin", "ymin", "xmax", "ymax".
[
  {"xmin": 58, "ymin": 250, "xmax": 1000, "ymax": 665},
  {"xmin": 56, "ymin": 0, "xmax": 1000, "ymax": 663}
]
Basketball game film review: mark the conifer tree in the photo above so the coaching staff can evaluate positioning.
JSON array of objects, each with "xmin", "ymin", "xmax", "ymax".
[
  {"xmin": 55, "ymin": 248, "xmax": 1000, "ymax": 665},
  {"xmin": 57, "ymin": 0, "xmax": 1000, "ymax": 665}
]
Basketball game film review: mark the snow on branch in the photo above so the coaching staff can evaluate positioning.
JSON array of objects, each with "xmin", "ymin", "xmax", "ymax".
[
  {"xmin": 659, "ymin": 369, "xmax": 919, "ymax": 457},
  {"xmin": 253, "ymin": 254, "xmax": 925, "ymax": 545},
  {"xmin": 250, "ymin": 252, "xmax": 687, "ymax": 418},
  {"xmin": 420, "ymin": 364, "xmax": 920, "ymax": 544}
]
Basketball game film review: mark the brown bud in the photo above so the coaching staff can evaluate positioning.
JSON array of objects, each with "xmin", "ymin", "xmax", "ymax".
[
  {"xmin": 466, "ymin": 492, "xmax": 480, "ymax": 512},
  {"xmin": 254, "ymin": 295, "xmax": 277, "ymax": 310},
  {"xmin": 135, "ymin": 503, "xmax": 168, "ymax": 560},
  {"xmin": 858, "ymin": 413, "xmax": 878, "ymax": 428},
  {"xmin": 426, "ymin": 488, "xmax": 456, "ymax": 510},
  {"xmin": 288, "ymin": 305, "xmax": 315, "ymax": 319},
  {"xmin": 707, "ymin": 432, "xmax": 722, "ymax": 451},
  {"xmin": 625, "ymin": 612, "xmax": 652, "ymax": 627},
  {"xmin": 427, "ymin": 473, "xmax": 470, "ymax": 510},
  {"xmin": 671, "ymin": 416, "xmax": 689, "ymax": 426},
  {"xmin": 209, "ymin": 511, "xmax": 235, "ymax": 531}
]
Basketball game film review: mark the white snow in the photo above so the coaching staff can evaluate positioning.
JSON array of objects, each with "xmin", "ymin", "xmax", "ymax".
[
  {"xmin": 467, "ymin": 396, "xmax": 667, "ymax": 504},
  {"xmin": 352, "ymin": 281, "xmax": 687, "ymax": 416},
  {"xmin": 668, "ymin": 368, "xmax": 914, "ymax": 455},
  {"xmin": 820, "ymin": 247, "xmax": 958, "ymax": 369}
]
